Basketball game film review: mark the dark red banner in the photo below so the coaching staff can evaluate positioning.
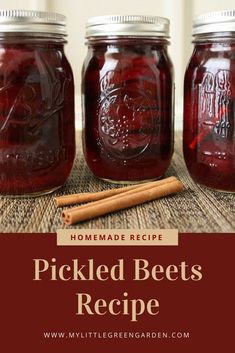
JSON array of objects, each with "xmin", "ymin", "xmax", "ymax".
[{"xmin": 0, "ymin": 234, "xmax": 234, "ymax": 352}]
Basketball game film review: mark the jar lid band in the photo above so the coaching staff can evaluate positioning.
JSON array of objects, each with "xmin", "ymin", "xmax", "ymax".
[
  {"xmin": 0, "ymin": 9, "xmax": 67, "ymax": 36},
  {"xmin": 193, "ymin": 10, "xmax": 235, "ymax": 36},
  {"xmin": 86, "ymin": 15, "xmax": 170, "ymax": 38}
]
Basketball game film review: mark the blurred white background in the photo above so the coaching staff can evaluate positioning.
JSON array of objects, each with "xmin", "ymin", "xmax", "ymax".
[{"xmin": 1, "ymin": 0, "xmax": 235, "ymax": 129}]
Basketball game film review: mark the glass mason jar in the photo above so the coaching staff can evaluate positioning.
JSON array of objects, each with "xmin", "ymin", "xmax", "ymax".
[
  {"xmin": 184, "ymin": 10, "xmax": 235, "ymax": 192},
  {"xmin": 82, "ymin": 15, "xmax": 174, "ymax": 183},
  {"xmin": 0, "ymin": 10, "xmax": 75, "ymax": 196}
]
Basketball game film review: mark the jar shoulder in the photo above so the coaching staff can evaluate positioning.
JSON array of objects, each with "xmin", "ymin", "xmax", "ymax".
[
  {"xmin": 186, "ymin": 43, "xmax": 235, "ymax": 71},
  {"xmin": 83, "ymin": 44, "xmax": 173, "ymax": 79}
]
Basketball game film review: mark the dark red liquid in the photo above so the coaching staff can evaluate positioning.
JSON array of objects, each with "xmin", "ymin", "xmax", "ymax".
[
  {"xmin": 82, "ymin": 38, "xmax": 174, "ymax": 182},
  {"xmin": 184, "ymin": 39, "xmax": 235, "ymax": 191},
  {"xmin": 0, "ymin": 37, "xmax": 75, "ymax": 195}
]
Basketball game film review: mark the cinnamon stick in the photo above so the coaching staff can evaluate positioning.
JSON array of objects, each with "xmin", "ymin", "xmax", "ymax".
[
  {"xmin": 62, "ymin": 177, "xmax": 177, "ymax": 216},
  {"xmin": 62, "ymin": 179, "xmax": 183, "ymax": 225},
  {"xmin": 55, "ymin": 176, "xmax": 177, "ymax": 207}
]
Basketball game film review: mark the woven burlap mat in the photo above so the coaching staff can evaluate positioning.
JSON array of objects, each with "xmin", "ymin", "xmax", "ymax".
[{"xmin": 0, "ymin": 132, "xmax": 234, "ymax": 233}]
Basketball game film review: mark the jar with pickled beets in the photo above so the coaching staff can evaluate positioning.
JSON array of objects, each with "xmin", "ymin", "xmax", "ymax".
[
  {"xmin": 0, "ymin": 10, "xmax": 75, "ymax": 196},
  {"xmin": 184, "ymin": 10, "xmax": 235, "ymax": 192},
  {"xmin": 82, "ymin": 15, "xmax": 174, "ymax": 183}
]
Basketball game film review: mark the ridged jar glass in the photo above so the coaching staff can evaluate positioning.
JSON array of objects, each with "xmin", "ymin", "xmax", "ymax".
[
  {"xmin": 184, "ymin": 10, "xmax": 235, "ymax": 192},
  {"xmin": 82, "ymin": 15, "xmax": 174, "ymax": 183},
  {"xmin": 0, "ymin": 10, "xmax": 75, "ymax": 196}
]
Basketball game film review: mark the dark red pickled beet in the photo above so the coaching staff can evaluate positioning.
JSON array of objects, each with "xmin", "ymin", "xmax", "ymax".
[
  {"xmin": 82, "ymin": 39, "xmax": 174, "ymax": 182},
  {"xmin": 184, "ymin": 40, "xmax": 235, "ymax": 191},
  {"xmin": 0, "ymin": 40, "xmax": 75, "ymax": 195}
]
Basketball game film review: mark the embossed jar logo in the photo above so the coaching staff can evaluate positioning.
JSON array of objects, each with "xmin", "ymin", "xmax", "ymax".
[
  {"xmin": 198, "ymin": 69, "xmax": 232, "ymax": 139},
  {"xmin": 98, "ymin": 70, "xmax": 159, "ymax": 160}
]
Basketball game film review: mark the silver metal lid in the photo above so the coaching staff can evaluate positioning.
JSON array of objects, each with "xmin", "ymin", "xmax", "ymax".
[
  {"xmin": 0, "ymin": 9, "xmax": 66, "ymax": 36},
  {"xmin": 86, "ymin": 15, "xmax": 170, "ymax": 38},
  {"xmin": 193, "ymin": 10, "xmax": 235, "ymax": 36}
]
